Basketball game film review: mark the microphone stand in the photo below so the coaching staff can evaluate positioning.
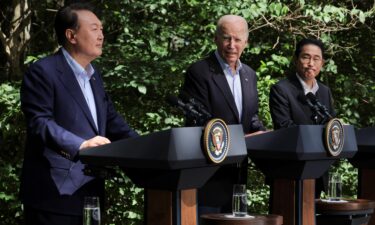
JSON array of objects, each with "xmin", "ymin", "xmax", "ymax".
[
  {"xmin": 306, "ymin": 92, "xmax": 332, "ymax": 125},
  {"xmin": 304, "ymin": 95, "xmax": 326, "ymax": 125}
]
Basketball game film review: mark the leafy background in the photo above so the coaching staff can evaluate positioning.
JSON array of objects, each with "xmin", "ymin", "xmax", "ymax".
[{"xmin": 1, "ymin": 0, "xmax": 374, "ymax": 224}]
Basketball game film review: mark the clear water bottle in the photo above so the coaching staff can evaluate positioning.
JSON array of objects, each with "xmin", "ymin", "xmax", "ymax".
[{"xmin": 83, "ymin": 196, "xmax": 101, "ymax": 225}]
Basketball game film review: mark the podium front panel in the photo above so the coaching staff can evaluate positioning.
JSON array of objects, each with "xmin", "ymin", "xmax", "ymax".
[{"xmin": 246, "ymin": 125, "xmax": 357, "ymax": 179}]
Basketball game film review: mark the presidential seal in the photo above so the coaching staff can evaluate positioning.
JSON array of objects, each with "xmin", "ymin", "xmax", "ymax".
[
  {"xmin": 203, "ymin": 118, "xmax": 230, "ymax": 164},
  {"xmin": 324, "ymin": 118, "xmax": 345, "ymax": 157}
]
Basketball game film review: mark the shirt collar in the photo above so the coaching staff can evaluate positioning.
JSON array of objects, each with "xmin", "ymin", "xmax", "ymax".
[
  {"xmin": 296, "ymin": 73, "xmax": 319, "ymax": 95},
  {"xmin": 215, "ymin": 50, "xmax": 242, "ymax": 75},
  {"xmin": 61, "ymin": 47, "xmax": 95, "ymax": 79}
]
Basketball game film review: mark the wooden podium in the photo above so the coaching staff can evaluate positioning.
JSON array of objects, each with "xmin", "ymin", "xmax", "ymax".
[
  {"xmin": 246, "ymin": 125, "xmax": 357, "ymax": 225},
  {"xmin": 350, "ymin": 127, "xmax": 375, "ymax": 225},
  {"xmin": 79, "ymin": 125, "xmax": 247, "ymax": 225},
  {"xmin": 316, "ymin": 199, "xmax": 375, "ymax": 225},
  {"xmin": 200, "ymin": 213, "xmax": 283, "ymax": 225}
]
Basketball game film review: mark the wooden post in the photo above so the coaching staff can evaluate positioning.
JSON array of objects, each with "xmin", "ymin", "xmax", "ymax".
[
  {"xmin": 146, "ymin": 190, "xmax": 173, "ymax": 225},
  {"xmin": 271, "ymin": 179, "xmax": 316, "ymax": 225},
  {"xmin": 359, "ymin": 169, "xmax": 375, "ymax": 225},
  {"xmin": 181, "ymin": 189, "xmax": 197, "ymax": 225},
  {"xmin": 302, "ymin": 180, "xmax": 315, "ymax": 225},
  {"xmin": 146, "ymin": 189, "xmax": 197, "ymax": 225}
]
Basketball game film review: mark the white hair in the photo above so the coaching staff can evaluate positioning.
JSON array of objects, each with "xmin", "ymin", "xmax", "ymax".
[{"xmin": 215, "ymin": 15, "xmax": 249, "ymax": 39}]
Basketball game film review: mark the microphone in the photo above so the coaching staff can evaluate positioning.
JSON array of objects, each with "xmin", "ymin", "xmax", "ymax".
[
  {"xmin": 166, "ymin": 95, "xmax": 202, "ymax": 119},
  {"xmin": 298, "ymin": 93, "xmax": 325, "ymax": 124},
  {"xmin": 180, "ymin": 92, "xmax": 212, "ymax": 120},
  {"xmin": 305, "ymin": 92, "xmax": 333, "ymax": 121}
]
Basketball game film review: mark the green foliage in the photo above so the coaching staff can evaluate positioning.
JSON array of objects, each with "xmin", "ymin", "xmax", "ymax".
[
  {"xmin": 257, "ymin": 75, "xmax": 278, "ymax": 129},
  {"xmin": 323, "ymin": 160, "xmax": 358, "ymax": 199},
  {"xmin": 247, "ymin": 161, "xmax": 269, "ymax": 214},
  {"xmin": 105, "ymin": 171, "xmax": 144, "ymax": 225},
  {"xmin": 335, "ymin": 160, "xmax": 358, "ymax": 198},
  {"xmin": 1, "ymin": 0, "xmax": 375, "ymax": 224},
  {"xmin": 256, "ymin": 54, "xmax": 289, "ymax": 128},
  {"xmin": 0, "ymin": 83, "xmax": 24, "ymax": 224}
]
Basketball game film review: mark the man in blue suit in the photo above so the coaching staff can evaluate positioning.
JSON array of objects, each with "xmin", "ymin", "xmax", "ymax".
[{"xmin": 20, "ymin": 3, "xmax": 138, "ymax": 225}]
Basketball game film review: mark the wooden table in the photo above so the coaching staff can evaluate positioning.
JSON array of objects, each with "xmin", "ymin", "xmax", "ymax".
[
  {"xmin": 316, "ymin": 199, "xmax": 375, "ymax": 225},
  {"xmin": 200, "ymin": 214, "xmax": 283, "ymax": 225}
]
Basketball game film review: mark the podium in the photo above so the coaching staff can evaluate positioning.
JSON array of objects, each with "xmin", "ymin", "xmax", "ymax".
[
  {"xmin": 200, "ymin": 213, "xmax": 283, "ymax": 225},
  {"xmin": 316, "ymin": 199, "xmax": 375, "ymax": 225},
  {"xmin": 80, "ymin": 125, "xmax": 247, "ymax": 225},
  {"xmin": 350, "ymin": 127, "xmax": 375, "ymax": 225},
  {"xmin": 245, "ymin": 125, "xmax": 357, "ymax": 225}
]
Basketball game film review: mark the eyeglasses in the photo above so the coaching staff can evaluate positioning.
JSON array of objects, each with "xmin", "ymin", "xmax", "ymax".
[{"xmin": 299, "ymin": 55, "xmax": 322, "ymax": 64}]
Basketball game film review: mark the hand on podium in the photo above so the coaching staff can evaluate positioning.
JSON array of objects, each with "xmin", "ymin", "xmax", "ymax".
[
  {"xmin": 80, "ymin": 136, "xmax": 111, "ymax": 150},
  {"xmin": 244, "ymin": 130, "xmax": 271, "ymax": 138}
]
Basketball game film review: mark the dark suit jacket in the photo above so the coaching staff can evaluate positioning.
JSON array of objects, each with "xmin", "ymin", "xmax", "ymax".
[
  {"xmin": 269, "ymin": 73, "xmax": 335, "ymax": 195},
  {"xmin": 182, "ymin": 52, "xmax": 264, "ymax": 133},
  {"xmin": 20, "ymin": 49, "xmax": 138, "ymax": 215},
  {"xmin": 269, "ymin": 74, "xmax": 336, "ymax": 129},
  {"xmin": 181, "ymin": 52, "xmax": 264, "ymax": 211}
]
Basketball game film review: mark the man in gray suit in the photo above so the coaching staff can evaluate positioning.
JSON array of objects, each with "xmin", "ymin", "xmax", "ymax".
[{"xmin": 181, "ymin": 15, "xmax": 265, "ymax": 215}]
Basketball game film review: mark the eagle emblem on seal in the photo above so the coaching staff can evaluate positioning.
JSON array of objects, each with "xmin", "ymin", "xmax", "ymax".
[{"xmin": 203, "ymin": 118, "xmax": 230, "ymax": 163}]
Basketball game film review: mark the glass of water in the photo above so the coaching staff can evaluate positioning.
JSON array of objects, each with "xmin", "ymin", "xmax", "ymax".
[
  {"xmin": 83, "ymin": 196, "xmax": 101, "ymax": 225},
  {"xmin": 327, "ymin": 173, "xmax": 342, "ymax": 201},
  {"xmin": 232, "ymin": 184, "xmax": 247, "ymax": 217}
]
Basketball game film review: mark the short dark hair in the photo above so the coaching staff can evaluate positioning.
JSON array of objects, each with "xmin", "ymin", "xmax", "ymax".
[
  {"xmin": 54, "ymin": 2, "xmax": 96, "ymax": 46},
  {"xmin": 294, "ymin": 38, "xmax": 325, "ymax": 59}
]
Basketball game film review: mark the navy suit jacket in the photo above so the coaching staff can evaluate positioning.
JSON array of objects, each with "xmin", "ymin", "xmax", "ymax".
[
  {"xmin": 20, "ymin": 49, "xmax": 138, "ymax": 215},
  {"xmin": 181, "ymin": 52, "xmax": 264, "ymax": 211}
]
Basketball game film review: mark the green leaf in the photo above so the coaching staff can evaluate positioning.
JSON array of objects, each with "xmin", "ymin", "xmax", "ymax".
[
  {"xmin": 114, "ymin": 65, "xmax": 124, "ymax": 71},
  {"xmin": 359, "ymin": 11, "xmax": 366, "ymax": 23},
  {"xmin": 137, "ymin": 86, "xmax": 147, "ymax": 94},
  {"xmin": 323, "ymin": 16, "xmax": 331, "ymax": 23},
  {"xmin": 0, "ymin": 192, "xmax": 15, "ymax": 201}
]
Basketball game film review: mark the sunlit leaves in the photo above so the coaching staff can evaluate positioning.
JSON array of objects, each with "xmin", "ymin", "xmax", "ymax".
[{"xmin": 322, "ymin": 59, "xmax": 338, "ymax": 74}]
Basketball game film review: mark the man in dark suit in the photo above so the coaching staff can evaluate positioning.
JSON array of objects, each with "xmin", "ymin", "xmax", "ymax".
[
  {"xmin": 269, "ymin": 38, "xmax": 336, "ymax": 197},
  {"xmin": 181, "ymin": 15, "xmax": 265, "ymax": 214},
  {"xmin": 269, "ymin": 38, "xmax": 335, "ymax": 130},
  {"xmin": 20, "ymin": 3, "xmax": 138, "ymax": 225}
]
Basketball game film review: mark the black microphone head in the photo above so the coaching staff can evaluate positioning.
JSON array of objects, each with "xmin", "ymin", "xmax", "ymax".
[
  {"xmin": 180, "ymin": 93, "xmax": 212, "ymax": 119},
  {"xmin": 306, "ymin": 92, "xmax": 332, "ymax": 120},
  {"xmin": 180, "ymin": 92, "xmax": 205, "ymax": 108},
  {"xmin": 306, "ymin": 92, "xmax": 317, "ymax": 103}
]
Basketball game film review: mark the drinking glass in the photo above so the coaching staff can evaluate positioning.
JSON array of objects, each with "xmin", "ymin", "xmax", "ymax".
[
  {"xmin": 83, "ymin": 196, "xmax": 101, "ymax": 225},
  {"xmin": 232, "ymin": 184, "xmax": 247, "ymax": 217},
  {"xmin": 327, "ymin": 173, "xmax": 342, "ymax": 201}
]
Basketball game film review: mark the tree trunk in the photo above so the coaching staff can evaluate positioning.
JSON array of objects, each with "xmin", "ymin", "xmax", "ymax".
[{"xmin": 0, "ymin": 0, "xmax": 31, "ymax": 81}]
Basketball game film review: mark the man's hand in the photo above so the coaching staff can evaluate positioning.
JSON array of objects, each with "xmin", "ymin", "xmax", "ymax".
[
  {"xmin": 79, "ymin": 136, "xmax": 111, "ymax": 150},
  {"xmin": 244, "ymin": 130, "xmax": 271, "ymax": 138}
]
